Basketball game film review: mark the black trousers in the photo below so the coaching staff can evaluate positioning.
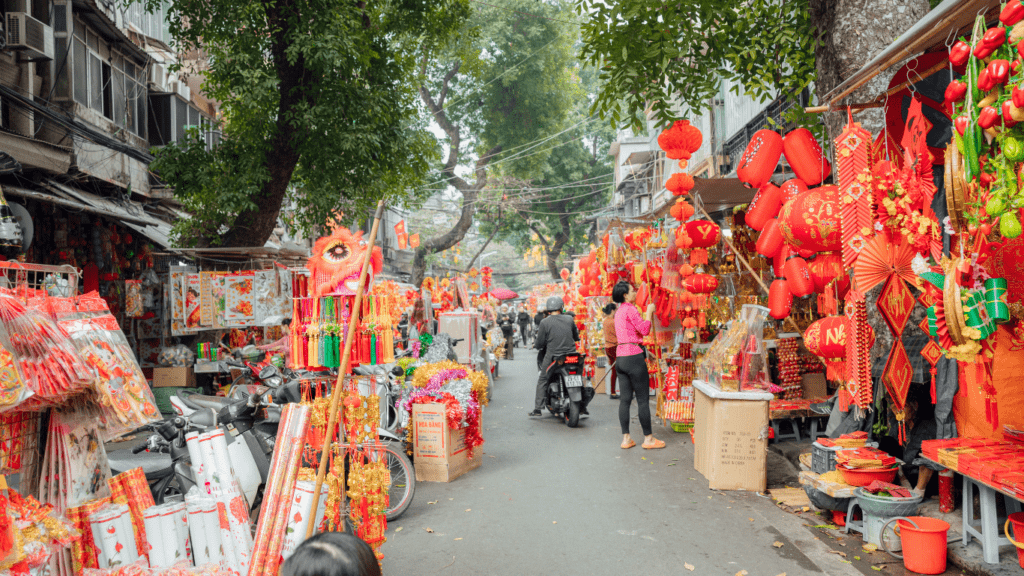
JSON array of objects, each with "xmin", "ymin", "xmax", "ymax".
[
  {"xmin": 518, "ymin": 322, "xmax": 530, "ymax": 345},
  {"xmin": 616, "ymin": 352, "xmax": 651, "ymax": 436}
]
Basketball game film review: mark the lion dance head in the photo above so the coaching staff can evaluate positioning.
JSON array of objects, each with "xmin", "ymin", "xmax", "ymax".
[{"xmin": 307, "ymin": 228, "xmax": 383, "ymax": 298}]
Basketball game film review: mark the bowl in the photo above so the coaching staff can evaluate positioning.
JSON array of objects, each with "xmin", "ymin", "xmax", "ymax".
[{"xmin": 840, "ymin": 465, "xmax": 898, "ymax": 487}]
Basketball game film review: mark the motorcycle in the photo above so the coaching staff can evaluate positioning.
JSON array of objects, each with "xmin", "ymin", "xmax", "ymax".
[
  {"xmin": 109, "ymin": 376, "xmax": 417, "ymax": 521},
  {"xmin": 541, "ymin": 353, "xmax": 594, "ymax": 428}
]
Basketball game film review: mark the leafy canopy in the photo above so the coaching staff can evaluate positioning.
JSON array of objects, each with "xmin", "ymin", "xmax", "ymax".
[
  {"xmin": 143, "ymin": 0, "xmax": 470, "ymax": 245},
  {"xmin": 576, "ymin": 0, "xmax": 816, "ymax": 130}
]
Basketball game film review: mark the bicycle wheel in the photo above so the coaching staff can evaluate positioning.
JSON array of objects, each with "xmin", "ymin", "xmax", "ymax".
[{"xmin": 379, "ymin": 441, "xmax": 416, "ymax": 521}]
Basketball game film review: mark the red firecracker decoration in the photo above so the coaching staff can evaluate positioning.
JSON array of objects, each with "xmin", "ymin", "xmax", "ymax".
[
  {"xmin": 783, "ymin": 128, "xmax": 832, "ymax": 186},
  {"xmin": 737, "ymin": 130, "xmax": 784, "ymax": 189},
  {"xmin": 844, "ymin": 292, "xmax": 874, "ymax": 410},
  {"xmin": 835, "ymin": 108, "xmax": 874, "ymax": 268},
  {"xmin": 657, "ymin": 120, "xmax": 703, "ymax": 160},
  {"xmin": 745, "ymin": 183, "xmax": 781, "ymax": 231}
]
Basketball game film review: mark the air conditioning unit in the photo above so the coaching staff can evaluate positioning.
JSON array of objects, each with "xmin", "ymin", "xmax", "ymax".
[
  {"xmin": 6, "ymin": 12, "xmax": 53, "ymax": 61},
  {"xmin": 149, "ymin": 63, "xmax": 167, "ymax": 91},
  {"xmin": 174, "ymin": 80, "xmax": 190, "ymax": 101}
]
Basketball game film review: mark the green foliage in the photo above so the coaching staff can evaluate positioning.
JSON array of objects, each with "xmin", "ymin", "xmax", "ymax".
[
  {"xmin": 143, "ymin": 0, "xmax": 471, "ymax": 245},
  {"xmin": 576, "ymin": 0, "xmax": 817, "ymax": 130}
]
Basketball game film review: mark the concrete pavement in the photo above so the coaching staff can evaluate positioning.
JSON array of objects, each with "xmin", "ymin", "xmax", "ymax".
[{"xmin": 379, "ymin": 352, "xmax": 870, "ymax": 576}]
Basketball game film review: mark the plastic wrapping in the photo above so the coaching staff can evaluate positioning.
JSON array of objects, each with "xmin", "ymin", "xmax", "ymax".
[{"xmin": 696, "ymin": 304, "xmax": 771, "ymax": 391}]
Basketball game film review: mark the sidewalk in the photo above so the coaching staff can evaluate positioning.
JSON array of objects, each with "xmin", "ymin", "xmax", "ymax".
[{"xmin": 770, "ymin": 441, "xmax": 1024, "ymax": 576}]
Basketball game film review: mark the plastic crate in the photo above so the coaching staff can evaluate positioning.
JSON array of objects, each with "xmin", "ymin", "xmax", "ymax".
[
  {"xmin": 811, "ymin": 441, "xmax": 880, "ymax": 474},
  {"xmin": 670, "ymin": 421, "xmax": 694, "ymax": 433}
]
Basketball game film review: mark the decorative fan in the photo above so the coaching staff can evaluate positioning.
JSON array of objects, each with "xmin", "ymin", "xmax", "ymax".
[{"xmin": 853, "ymin": 234, "xmax": 919, "ymax": 292}]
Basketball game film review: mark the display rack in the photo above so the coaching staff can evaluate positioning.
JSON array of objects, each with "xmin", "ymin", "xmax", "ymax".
[{"xmin": 0, "ymin": 261, "xmax": 80, "ymax": 300}]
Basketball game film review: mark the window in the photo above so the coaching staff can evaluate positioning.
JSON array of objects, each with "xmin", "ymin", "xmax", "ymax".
[{"xmin": 67, "ymin": 19, "xmax": 146, "ymax": 137}]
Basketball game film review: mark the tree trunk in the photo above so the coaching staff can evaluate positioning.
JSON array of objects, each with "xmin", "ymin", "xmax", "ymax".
[
  {"xmin": 809, "ymin": 0, "xmax": 930, "ymax": 143},
  {"xmin": 222, "ymin": 0, "xmax": 308, "ymax": 248}
]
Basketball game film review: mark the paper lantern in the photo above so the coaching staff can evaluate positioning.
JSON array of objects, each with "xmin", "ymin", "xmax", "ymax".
[
  {"xmin": 745, "ymin": 183, "xmax": 781, "ymax": 231},
  {"xmin": 684, "ymin": 220, "xmax": 720, "ymax": 265},
  {"xmin": 756, "ymin": 219, "xmax": 784, "ymax": 258},
  {"xmin": 808, "ymin": 252, "xmax": 845, "ymax": 293},
  {"xmin": 678, "ymin": 263, "xmax": 694, "ymax": 277},
  {"xmin": 773, "ymin": 244, "xmax": 792, "ymax": 278},
  {"xmin": 804, "ymin": 315, "xmax": 847, "ymax": 379},
  {"xmin": 666, "ymin": 172, "xmax": 695, "ymax": 196},
  {"xmin": 780, "ymin": 178, "xmax": 808, "ymax": 205},
  {"xmin": 684, "ymin": 273, "xmax": 719, "ymax": 294},
  {"xmin": 768, "ymin": 279, "xmax": 793, "ymax": 319},
  {"xmin": 657, "ymin": 120, "xmax": 703, "ymax": 160},
  {"xmin": 778, "ymin": 185, "xmax": 841, "ymax": 253},
  {"xmin": 783, "ymin": 128, "xmax": 832, "ymax": 186},
  {"xmin": 560, "ymin": 268, "xmax": 570, "ymax": 280},
  {"xmin": 737, "ymin": 130, "xmax": 783, "ymax": 189},
  {"xmin": 783, "ymin": 256, "xmax": 814, "ymax": 297}
]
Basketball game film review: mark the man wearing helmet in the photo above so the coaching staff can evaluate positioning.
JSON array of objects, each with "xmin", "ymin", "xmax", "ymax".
[{"xmin": 529, "ymin": 295, "xmax": 580, "ymax": 417}]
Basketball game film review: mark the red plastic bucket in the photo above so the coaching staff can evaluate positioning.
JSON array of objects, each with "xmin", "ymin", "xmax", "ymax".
[
  {"xmin": 1004, "ymin": 511, "xmax": 1024, "ymax": 568},
  {"xmin": 882, "ymin": 516, "xmax": 950, "ymax": 574}
]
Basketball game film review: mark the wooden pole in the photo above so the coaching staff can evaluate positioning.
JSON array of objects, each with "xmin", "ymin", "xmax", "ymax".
[
  {"xmin": 697, "ymin": 205, "xmax": 803, "ymax": 337},
  {"xmin": 305, "ymin": 200, "xmax": 386, "ymax": 538}
]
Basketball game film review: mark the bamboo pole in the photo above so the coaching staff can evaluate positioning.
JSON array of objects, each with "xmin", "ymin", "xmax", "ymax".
[
  {"xmin": 304, "ymin": 200, "xmax": 386, "ymax": 538},
  {"xmin": 697, "ymin": 205, "xmax": 803, "ymax": 337}
]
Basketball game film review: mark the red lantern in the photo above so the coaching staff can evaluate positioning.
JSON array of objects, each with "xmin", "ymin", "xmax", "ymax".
[
  {"xmin": 684, "ymin": 273, "xmax": 719, "ymax": 294},
  {"xmin": 684, "ymin": 220, "xmax": 720, "ymax": 265},
  {"xmin": 657, "ymin": 120, "xmax": 703, "ymax": 160},
  {"xmin": 779, "ymin": 178, "xmax": 808, "ymax": 205},
  {"xmin": 783, "ymin": 128, "xmax": 832, "ymax": 186},
  {"xmin": 783, "ymin": 256, "xmax": 814, "ymax": 297},
  {"xmin": 804, "ymin": 316, "xmax": 848, "ymax": 379},
  {"xmin": 756, "ymin": 218, "xmax": 784, "ymax": 258},
  {"xmin": 745, "ymin": 183, "xmax": 781, "ymax": 231},
  {"xmin": 737, "ymin": 130, "xmax": 783, "ymax": 189},
  {"xmin": 778, "ymin": 185, "xmax": 841, "ymax": 253},
  {"xmin": 807, "ymin": 252, "xmax": 845, "ymax": 293},
  {"xmin": 768, "ymin": 279, "xmax": 793, "ymax": 319},
  {"xmin": 666, "ymin": 172, "xmax": 695, "ymax": 196},
  {"xmin": 560, "ymin": 268, "xmax": 570, "ymax": 280},
  {"xmin": 773, "ymin": 244, "xmax": 792, "ymax": 278},
  {"xmin": 678, "ymin": 263, "xmax": 694, "ymax": 277}
]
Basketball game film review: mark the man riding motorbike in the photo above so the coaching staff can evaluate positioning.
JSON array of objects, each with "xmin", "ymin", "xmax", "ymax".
[{"xmin": 529, "ymin": 296, "xmax": 581, "ymax": 417}]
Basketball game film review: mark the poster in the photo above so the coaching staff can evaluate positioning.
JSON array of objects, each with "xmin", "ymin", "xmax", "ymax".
[
  {"xmin": 224, "ymin": 272, "xmax": 255, "ymax": 324},
  {"xmin": 185, "ymin": 274, "xmax": 202, "ymax": 329}
]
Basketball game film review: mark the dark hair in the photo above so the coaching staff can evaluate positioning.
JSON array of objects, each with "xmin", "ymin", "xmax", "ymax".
[
  {"xmin": 603, "ymin": 303, "xmax": 617, "ymax": 315},
  {"xmin": 611, "ymin": 281, "xmax": 631, "ymax": 304},
  {"xmin": 282, "ymin": 318, "xmax": 292, "ymax": 327},
  {"xmin": 280, "ymin": 532, "xmax": 381, "ymax": 576}
]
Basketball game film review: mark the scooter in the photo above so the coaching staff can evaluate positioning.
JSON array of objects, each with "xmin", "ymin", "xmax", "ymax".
[{"xmin": 541, "ymin": 353, "xmax": 594, "ymax": 428}]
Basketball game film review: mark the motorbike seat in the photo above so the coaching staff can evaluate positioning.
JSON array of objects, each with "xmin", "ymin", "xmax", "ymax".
[
  {"xmin": 179, "ymin": 390, "xmax": 231, "ymax": 411},
  {"xmin": 108, "ymin": 449, "xmax": 174, "ymax": 477}
]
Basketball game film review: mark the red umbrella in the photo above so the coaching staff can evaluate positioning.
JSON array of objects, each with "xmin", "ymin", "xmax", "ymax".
[{"xmin": 489, "ymin": 288, "xmax": 519, "ymax": 300}]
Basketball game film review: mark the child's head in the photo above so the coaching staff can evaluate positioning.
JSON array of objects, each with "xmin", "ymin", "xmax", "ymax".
[{"xmin": 280, "ymin": 532, "xmax": 381, "ymax": 576}]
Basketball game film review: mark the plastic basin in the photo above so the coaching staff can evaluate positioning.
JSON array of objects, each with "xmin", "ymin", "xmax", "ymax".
[
  {"xmin": 854, "ymin": 487, "xmax": 922, "ymax": 517},
  {"xmin": 840, "ymin": 465, "xmax": 898, "ymax": 487}
]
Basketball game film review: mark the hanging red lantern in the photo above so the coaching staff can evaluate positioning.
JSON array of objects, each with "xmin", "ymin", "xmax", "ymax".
[
  {"xmin": 804, "ymin": 316, "xmax": 848, "ymax": 380},
  {"xmin": 745, "ymin": 183, "xmax": 781, "ymax": 231},
  {"xmin": 783, "ymin": 128, "xmax": 832, "ymax": 186},
  {"xmin": 807, "ymin": 252, "xmax": 845, "ymax": 293},
  {"xmin": 783, "ymin": 256, "xmax": 814, "ymax": 297},
  {"xmin": 675, "ymin": 228, "xmax": 693, "ymax": 249},
  {"xmin": 737, "ymin": 129, "xmax": 783, "ymax": 189},
  {"xmin": 657, "ymin": 120, "xmax": 704, "ymax": 160},
  {"xmin": 756, "ymin": 218, "xmax": 784, "ymax": 258},
  {"xmin": 684, "ymin": 273, "xmax": 719, "ymax": 294},
  {"xmin": 778, "ymin": 185, "xmax": 841, "ymax": 253},
  {"xmin": 779, "ymin": 178, "xmax": 808, "ymax": 205},
  {"xmin": 773, "ymin": 244, "xmax": 792, "ymax": 278},
  {"xmin": 684, "ymin": 220, "xmax": 720, "ymax": 265},
  {"xmin": 678, "ymin": 263, "xmax": 694, "ymax": 277},
  {"xmin": 666, "ymin": 172, "xmax": 695, "ymax": 196},
  {"xmin": 769, "ymin": 278, "xmax": 793, "ymax": 319}
]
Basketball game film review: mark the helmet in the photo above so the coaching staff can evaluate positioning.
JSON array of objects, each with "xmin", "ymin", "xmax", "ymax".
[{"xmin": 545, "ymin": 296, "xmax": 564, "ymax": 313}]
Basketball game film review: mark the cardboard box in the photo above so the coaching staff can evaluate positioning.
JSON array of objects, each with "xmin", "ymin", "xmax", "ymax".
[
  {"xmin": 152, "ymin": 366, "xmax": 196, "ymax": 388},
  {"xmin": 592, "ymin": 367, "xmax": 606, "ymax": 394},
  {"xmin": 413, "ymin": 403, "xmax": 481, "ymax": 482},
  {"xmin": 801, "ymin": 373, "xmax": 827, "ymax": 399},
  {"xmin": 693, "ymin": 381, "xmax": 770, "ymax": 492}
]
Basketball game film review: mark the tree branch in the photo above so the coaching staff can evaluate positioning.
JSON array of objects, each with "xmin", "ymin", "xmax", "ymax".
[
  {"xmin": 438, "ymin": 62, "xmax": 460, "ymax": 109},
  {"xmin": 420, "ymin": 62, "xmax": 467, "ymax": 188},
  {"xmin": 463, "ymin": 225, "xmax": 500, "ymax": 272}
]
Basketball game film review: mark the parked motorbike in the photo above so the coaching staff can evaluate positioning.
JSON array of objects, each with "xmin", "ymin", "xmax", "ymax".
[{"xmin": 541, "ymin": 353, "xmax": 594, "ymax": 428}]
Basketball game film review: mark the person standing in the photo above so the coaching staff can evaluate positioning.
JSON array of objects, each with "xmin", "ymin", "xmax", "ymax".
[
  {"xmin": 612, "ymin": 280, "xmax": 664, "ymax": 450},
  {"xmin": 601, "ymin": 303, "xmax": 618, "ymax": 399},
  {"xmin": 498, "ymin": 305, "xmax": 515, "ymax": 360},
  {"xmin": 517, "ymin": 306, "xmax": 532, "ymax": 347}
]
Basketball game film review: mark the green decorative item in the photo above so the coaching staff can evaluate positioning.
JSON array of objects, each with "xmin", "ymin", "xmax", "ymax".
[
  {"xmin": 962, "ymin": 290, "xmax": 995, "ymax": 339},
  {"xmin": 985, "ymin": 277, "xmax": 1010, "ymax": 323},
  {"xmin": 927, "ymin": 306, "xmax": 938, "ymax": 338},
  {"xmin": 986, "ymin": 195, "xmax": 1007, "ymax": 217},
  {"xmin": 1001, "ymin": 211, "xmax": 1023, "ymax": 239},
  {"xmin": 419, "ymin": 333, "xmax": 433, "ymax": 348},
  {"xmin": 1004, "ymin": 135, "xmax": 1024, "ymax": 162}
]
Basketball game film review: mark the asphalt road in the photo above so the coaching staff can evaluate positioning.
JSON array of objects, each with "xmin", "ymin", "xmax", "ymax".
[{"xmin": 378, "ymin": 351, "xmax": 871, "ymax": 576}]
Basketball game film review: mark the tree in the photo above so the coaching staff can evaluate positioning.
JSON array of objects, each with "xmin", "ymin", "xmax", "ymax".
[
  {"xmin": 144, "ymin": 0, "xmax": 471, "ymax": 247},
  {"xmin": 412, "ymin": 0, "xmax": 579, "ymax": 286},
  {"xmin": 577, "ymin": 0, "xmax": 930, "ymax": 140}
]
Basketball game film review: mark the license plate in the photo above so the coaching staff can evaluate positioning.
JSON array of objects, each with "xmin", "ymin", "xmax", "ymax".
[{"xmin": 566, "ymin": 375, "xmax": 583, "ymax": 388}]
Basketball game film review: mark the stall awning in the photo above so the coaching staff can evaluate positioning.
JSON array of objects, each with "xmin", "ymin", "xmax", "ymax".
[
  {"xmin": 826, "ymin": 0, "xmax": 1000, "ymax": 107},
  {"xmin": 689, "ymin": 177, "xmax": 758, "ymax": 215},
  {"xmin": 0, "ymin": 131, "xmax": 71, "ymax": 174},
  {"xmin": 623, "ymin": 150, "xmax": 655, "ymax": 166}
]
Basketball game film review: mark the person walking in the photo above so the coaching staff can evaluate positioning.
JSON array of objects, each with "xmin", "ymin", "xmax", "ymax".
[
  {"xmin": 498, "ymin": 305, "xmax": 515, "ymax": 360},
  {"xmin": 601, "ymin": 303, "xmax": 619, "ymax": 399},
  {"xmin": 517, "ymin": 306, "xmax": 532, "ymax": 347},
  {"xmin": 612, "ymin": 280, "xmax": 664, "ymax": 450}
]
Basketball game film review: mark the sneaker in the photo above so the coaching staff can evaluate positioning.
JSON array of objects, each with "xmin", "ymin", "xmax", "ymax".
[
  {"xmin": 528, "ymin": 409, "xmax": 542, "ymax": 417},
  {"xmin": 580, "ymin": 409, "xmax": 590, "ymax": 419},
  {"xmin": 610, "ymin": 394, "xmax": 620, "ymax": 399}
]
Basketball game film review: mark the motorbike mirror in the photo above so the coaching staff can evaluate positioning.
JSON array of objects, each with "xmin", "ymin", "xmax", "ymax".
[{"xmin": 258, "ymin": 365, "xmax": 277, "ymax": 380}]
